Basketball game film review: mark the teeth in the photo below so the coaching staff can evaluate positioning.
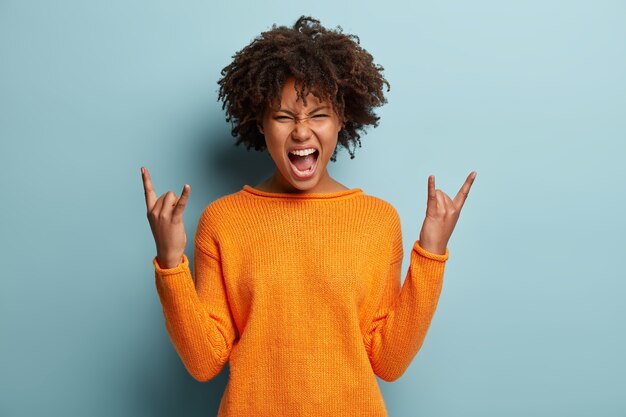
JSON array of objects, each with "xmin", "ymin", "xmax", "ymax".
[
  {"xmin": 293, "ymin": 163, "xmax": 315, "ymax": 175},
  {"xmin": 289, "ymin": 148, "xmax": 316, "ymax": 156},
  {"xmin": 289, "ymin": 154, "xmax": 318, "ymax": 177}
]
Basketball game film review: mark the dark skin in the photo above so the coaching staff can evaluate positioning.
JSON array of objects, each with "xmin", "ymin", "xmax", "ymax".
[
  {"xmin": 419, "ymin": 172, "xmax": 477, "ymax": 254},
  {"xmin": 141, "ymin": 167, "xmax": 189, "ymax": 268},
  {"xmin": 143, "ymin": 18, "xmax": 478, "ymax": 267},
  {"xmin": 253, "ymin": 180, "xmax": 349, "ymax": 193},
  {"xmin": 252, "ymin": 77, "xmax": 350, "ymax": 194},
  {"xmin": 216, "ymin": 16, "xmax": 391, "ymax": 162},
  {"xmin": 141, "ymin": 163, "xmax": 476, "ymax": 268}
]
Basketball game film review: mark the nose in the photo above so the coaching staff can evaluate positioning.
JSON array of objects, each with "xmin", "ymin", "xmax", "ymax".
[{"xmin": 290, "ymin": 117, "xmax": 313, "ymax": 141}]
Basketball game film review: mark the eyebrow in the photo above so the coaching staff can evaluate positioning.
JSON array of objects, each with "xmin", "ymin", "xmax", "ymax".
[{"xmin": 275, "ymin": 106, "xmax": 330, "ymax": 116}]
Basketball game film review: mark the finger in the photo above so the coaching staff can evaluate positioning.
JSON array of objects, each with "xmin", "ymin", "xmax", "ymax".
[
  {"xmin": 440, "ymin": 189, "xmax": 455, "ymax": 208},
  {"xmin": 435, "ymin": 189, "xmax": 447, "ymax": 213},
  {"xmin": 153, "ymin": 191, "xmax": 174, "ymax": 219},
  {"xmin": 163, "ymin": 191, "xmax": 179, "ymax": 215},
  {"xmin": 142, "ymin": 167, "xmax": 157, "ymax": 212},
  {"xmin": 428, "ymin": 175, "xmax": 437, "ymax": 201},
  {"xmin": 453, "ymin": 171, "xmax": 477, "ymax": 209},
  {"xmin": 172, "ymin": 184, "xmax": 190, "ymax": 222}
]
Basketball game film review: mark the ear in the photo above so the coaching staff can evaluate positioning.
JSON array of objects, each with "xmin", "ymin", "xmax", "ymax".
[{"xmin": 257, "ymin": 121, "xmax": 264, "ymax": 135}]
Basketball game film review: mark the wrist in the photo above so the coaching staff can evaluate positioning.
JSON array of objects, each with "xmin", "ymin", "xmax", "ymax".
[
  {"xmin": 156, "ymin": 254, "xmax": 184, "ymax": 269},
  {"xmin": 417, "ymin": 240, "xmax": 447, "ymax": 255}
]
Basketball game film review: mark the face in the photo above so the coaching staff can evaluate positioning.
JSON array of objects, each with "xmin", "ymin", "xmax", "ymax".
[{"xmin": 257, "ymin": 77, "xmax": 344, "ymax": 194}]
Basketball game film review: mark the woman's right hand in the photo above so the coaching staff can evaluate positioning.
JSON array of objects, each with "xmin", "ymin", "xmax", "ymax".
[{"xmin": 141, "ymin": 166, "xmax": 190, "ymax": 269}]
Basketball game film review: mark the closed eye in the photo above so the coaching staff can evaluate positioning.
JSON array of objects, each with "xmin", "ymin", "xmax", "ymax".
[{"xmin": 273, "ymin": 114, "xmax": 329, "ymax": 122}]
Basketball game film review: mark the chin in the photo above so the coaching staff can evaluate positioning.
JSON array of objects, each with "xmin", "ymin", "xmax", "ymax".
[{"xmin": 278, "ymin": 162, "xmax": 325, "ymax": 193}]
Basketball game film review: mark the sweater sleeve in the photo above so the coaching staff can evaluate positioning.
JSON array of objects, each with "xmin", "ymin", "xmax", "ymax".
[
  {"xmin": 153, "ymin": 209, "xmax": 237, "ymax": 382},
  {"xmin": 362, "ymin": 221, "xmax": 448, "ymax": 382}
]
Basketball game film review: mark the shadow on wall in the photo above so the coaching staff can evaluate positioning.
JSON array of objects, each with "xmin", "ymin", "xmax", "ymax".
[
  {"xmin": 194, "ymin": 124, "xmax": 348, "ymax": 198},
  {"xmin": 137, "ymin": 128, "xmax": 273, "ymax": 416},
  {"xmin": 201, "ymin": 128, "xmax": 276, "ymax": 198},
  {"xmin": 136, "ymin": 345, "xmax": 231, "ymax": 417}
]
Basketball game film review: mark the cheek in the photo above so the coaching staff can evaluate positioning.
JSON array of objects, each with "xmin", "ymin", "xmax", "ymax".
[
  {"xmin": 319, "ymin": 125, "xmax": 341, "ymax": 144},
  {"xmin": 263, "ymin": 128, "xmax": 282, "ymax": 147},
  {"xmin": 263, "ymin": 131, "xmax": 287, "ymax": 160},
  {"xmin": 327, "ymin": 119, "xmax": 343, "ymax": 136}
]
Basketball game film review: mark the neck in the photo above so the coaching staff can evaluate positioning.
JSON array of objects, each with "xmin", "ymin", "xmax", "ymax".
[{"xmin": 261, "ymin": 169, "xmax": 341, "ymax": 194}]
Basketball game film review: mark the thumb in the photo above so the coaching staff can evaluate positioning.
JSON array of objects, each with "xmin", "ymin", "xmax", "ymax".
[{"xmin": 172, "ymin": 184, "xmax": 190, "ymax": 221}]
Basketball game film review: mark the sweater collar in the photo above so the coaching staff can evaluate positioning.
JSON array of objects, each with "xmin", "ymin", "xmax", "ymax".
[{"xmin": 242, "ymin": 184, "xmax": 363, "ymax": 200}]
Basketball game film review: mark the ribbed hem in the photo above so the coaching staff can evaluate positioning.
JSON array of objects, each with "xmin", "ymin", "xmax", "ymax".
[
  {"xmin": 152, "ymin": 254, "xmax": 189, "ymax": 275},
  {"xmin": 242, "ymin": 184, "xmax": 364, "ymax": 200},
  {"xmin": 413, "ymin": 241, "xmax": 449, "ymax": 262}
]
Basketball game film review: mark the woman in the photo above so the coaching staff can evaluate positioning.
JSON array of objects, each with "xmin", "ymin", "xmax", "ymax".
[{"xmin": 141, "ymin": 15, "xmax": 476, "ymax": 417}]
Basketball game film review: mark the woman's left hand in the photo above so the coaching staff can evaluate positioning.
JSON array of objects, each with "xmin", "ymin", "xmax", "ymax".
[{"xmin": 418, "ymin": 171, "xmax": 477, "ymax": 255}]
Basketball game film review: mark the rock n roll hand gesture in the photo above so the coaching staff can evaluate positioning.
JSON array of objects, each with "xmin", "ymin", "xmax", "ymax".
[
  {"xmin": 141, "ymin": 166, "xmax": 475, "ymax": 264},
  {"xmin": 141, "ymin": 166, "xmax": 190, "ymax": 269},
  {"xmin": 418, "ymin": 172, "xmax": 477, "ymax": 255}
]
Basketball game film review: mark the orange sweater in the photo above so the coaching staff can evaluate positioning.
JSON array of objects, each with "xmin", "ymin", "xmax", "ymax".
[{"xmin": 153, "ymin": 184, "xmax": 449, "ymax": 416}]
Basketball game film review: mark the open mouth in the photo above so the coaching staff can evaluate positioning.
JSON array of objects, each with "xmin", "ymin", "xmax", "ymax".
[{"xmin": 287, "ymin": 150, "xmax": 319, "ymax": 178}]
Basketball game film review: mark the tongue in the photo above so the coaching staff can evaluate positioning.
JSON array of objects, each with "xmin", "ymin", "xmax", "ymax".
[{"xmin": 289, "ymin": 152, "xmax": 317, "ymax": 171}]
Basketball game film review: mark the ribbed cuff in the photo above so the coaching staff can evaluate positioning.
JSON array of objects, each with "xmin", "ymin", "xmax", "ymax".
[
  {"xmin": 413, "ymin": 241, "xmax": 449, "ymax": 262},
  {"xmin": 152, "ymin": 254, "xmax": 189, "ymax": 275}
]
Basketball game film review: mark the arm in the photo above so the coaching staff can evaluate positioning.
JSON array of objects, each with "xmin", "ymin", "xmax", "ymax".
[
  {"xmin": 153, "ymin": 216, "xmax": 237, "ymax": 382},
  {"xmin": 362, "ymin": 240, "xmax": 448, "ymax": 382}
]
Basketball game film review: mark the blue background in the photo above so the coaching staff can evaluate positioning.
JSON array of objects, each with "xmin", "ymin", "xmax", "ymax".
[{"xmin": 1, "ymin": 1, "xmax": 625, "ymax": 416}]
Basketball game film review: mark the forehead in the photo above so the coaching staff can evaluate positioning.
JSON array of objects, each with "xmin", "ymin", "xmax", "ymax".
[{"xmin": 269, "ymin": 78, "xmax": 330, "ymax": 111}]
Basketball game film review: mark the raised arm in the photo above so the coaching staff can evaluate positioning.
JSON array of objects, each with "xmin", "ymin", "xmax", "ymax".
[
  {"xmin": 153, "ymin": 239, "xmax": 238, "ymax": 382},
  {"xmin": 362, "ymin": 238, "xmax": 448, "ymax": 382},
  {"xmin": 142, "ymin": 166, "xmax": 237, "ymax": 381},
  {"xmin": 362, "ymin": 172, "xmax": 476, "ymax": 381}
]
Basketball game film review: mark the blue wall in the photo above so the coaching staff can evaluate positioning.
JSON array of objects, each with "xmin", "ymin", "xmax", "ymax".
[{"xmin": 1, "ymin": 1, "xmax": 625, "ymax": 416}]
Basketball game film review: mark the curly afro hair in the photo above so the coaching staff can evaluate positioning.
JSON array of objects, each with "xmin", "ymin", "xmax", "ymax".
[{"xmin": 217, "ymin": 15, "xmax": 390, "ymax": 162}]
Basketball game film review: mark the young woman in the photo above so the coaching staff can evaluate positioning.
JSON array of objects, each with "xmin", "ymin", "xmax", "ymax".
[{"xmin": 141, "ymin": 16, "xmax": 476, "ymax": 417}]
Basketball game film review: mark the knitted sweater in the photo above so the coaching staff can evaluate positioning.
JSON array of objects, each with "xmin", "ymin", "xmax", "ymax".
[{"xmin": 153, "ymin": 184, "xmax": 449, "ymax": 417}]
